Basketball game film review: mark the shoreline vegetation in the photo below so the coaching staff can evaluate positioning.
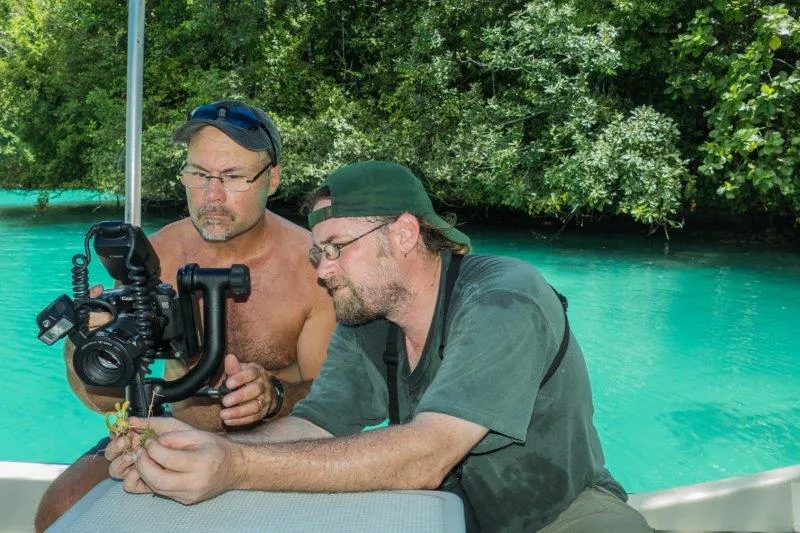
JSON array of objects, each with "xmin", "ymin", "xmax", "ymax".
[
  {"xmin": 3, "ymin": 188, "xmax": 797, "ymax": 248},
  {"xmin": 1, "ymin": 2, "xmax": 797, "ymax": 235}
]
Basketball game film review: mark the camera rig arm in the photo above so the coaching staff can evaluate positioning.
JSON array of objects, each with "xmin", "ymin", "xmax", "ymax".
[{"xmin": 138, "ymin": 263, "xmax": 250, "ymax": 412}]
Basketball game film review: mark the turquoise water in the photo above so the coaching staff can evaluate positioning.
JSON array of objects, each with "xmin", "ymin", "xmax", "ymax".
[
  {"xmin": 2, "ymin": 189, "xmax": 799, "ymax": 494},
  {"xmin": 0, "ymin": 189, "xmax": 120, "ymax": 207}
]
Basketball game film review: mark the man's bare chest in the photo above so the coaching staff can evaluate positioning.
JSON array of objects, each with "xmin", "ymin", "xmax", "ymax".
[
  {"xmin": 223, "ymin": 296, "xmax": 306, "ymax": 372},
  {"xmin": 163, "ymin": 243, "xmax": 317, "ymax": 373}
]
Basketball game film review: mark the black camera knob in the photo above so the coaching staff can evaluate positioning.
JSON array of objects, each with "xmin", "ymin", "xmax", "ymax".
[{"xmin": 229, "ymin": 264, "xmax": 251, "ymax": 298}]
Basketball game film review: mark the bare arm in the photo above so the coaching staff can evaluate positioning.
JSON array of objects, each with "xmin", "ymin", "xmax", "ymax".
[
  {"xmin": 266, "ymin": 291, "xmax": 335, "ymax": 417},
  {"xmin": 236, "ymin": 413, "xmax": 487, "ymax": 492},
  {"xmin": 229, "ymin": 415, "xmax": 333, "ymax": 444},
  {"xmin": 131, "ymin": 412, "xmax": 488, "ymax": 504}
]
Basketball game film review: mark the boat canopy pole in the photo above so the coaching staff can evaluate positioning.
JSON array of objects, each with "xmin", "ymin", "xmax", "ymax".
[{"xmin": 124, "ymin": 0, "xmax": 145, "ymax": 227}]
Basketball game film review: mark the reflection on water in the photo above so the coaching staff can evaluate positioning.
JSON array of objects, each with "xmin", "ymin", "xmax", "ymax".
[{"xmin": 1, "ymin": 190, "xmax": 799, "ymax": 493}]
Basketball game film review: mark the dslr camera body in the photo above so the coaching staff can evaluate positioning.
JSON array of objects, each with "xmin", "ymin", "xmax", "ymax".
[{"xmin": 36, "ymin": 221, "xmax": 250, "ymax": 417}]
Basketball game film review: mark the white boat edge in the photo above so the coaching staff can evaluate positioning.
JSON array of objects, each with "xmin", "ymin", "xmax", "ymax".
[
  {"xmin": 628, "ymin": 463, "xmax": 800, "ymax": 532},
  {"xmin": 0, "ymin": 461, "xmax": 67, "ymax": 532},
  {"xmin": 1, "ymin": 460, "xmax": 798, "ymax": 532}
]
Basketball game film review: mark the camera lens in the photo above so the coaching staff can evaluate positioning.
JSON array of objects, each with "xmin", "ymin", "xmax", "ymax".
[
  {"xmin": 79, "ymin": 349, "xmax": 125, "ymax": 387},
  {"xmin": 96, "ymin": 352, "xmax": 121, "ymax": 370},
  {"xmin": 74, "ymin": 322, "xmax": 140, "ymax": 387}
]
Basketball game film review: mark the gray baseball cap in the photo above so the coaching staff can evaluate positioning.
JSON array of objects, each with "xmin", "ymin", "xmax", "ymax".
[{"xmin": 172, "ymin": 99, "xmax": 282, "ymax": 163}]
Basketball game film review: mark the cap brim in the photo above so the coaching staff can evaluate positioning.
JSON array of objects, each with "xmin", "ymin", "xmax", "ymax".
[
  {"xmin": 421, "ymin": 213, "xmax": 471, "ymax": 246},
  {"xmin": 172, "ymin": 120, "xmax": 273, "ymax": 153}
]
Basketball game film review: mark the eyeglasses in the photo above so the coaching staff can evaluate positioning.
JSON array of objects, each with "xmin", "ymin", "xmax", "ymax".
[
  {"xmin": 309, "ymin": 223, "xmax": 390, "ymax": 266},
  {"xmin": 188, "ymin": 102, "xmax": 278, "ymax": 163},
  {"xmin": 178, "ymin": 161, "xmax": 274, "ymax": 192}
]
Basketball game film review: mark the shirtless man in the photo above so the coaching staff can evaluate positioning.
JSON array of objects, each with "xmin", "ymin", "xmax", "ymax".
[{"xmin": 34, "ymin": 100, "xmax": 335, "ymax": 531}]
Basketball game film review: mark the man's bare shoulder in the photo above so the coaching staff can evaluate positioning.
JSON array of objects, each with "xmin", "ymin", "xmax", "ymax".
[
  {"xmin": 269, "ymin": 212, "xmax": 314, "ymax": 249},
  {"xmin": 148, "ymin": 218, "xmax": 194, "ymax": 248},
  {"xmin": 148, "ymin": 218, "xmax": 195, "ymax": 280}
]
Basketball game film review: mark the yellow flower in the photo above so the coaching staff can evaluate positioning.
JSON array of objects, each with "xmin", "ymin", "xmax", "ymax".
[{"xmin": 104, "ymin": 400, "xmax": 131, "ymax": 434}]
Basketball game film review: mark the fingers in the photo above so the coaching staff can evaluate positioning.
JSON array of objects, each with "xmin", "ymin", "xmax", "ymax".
[
  {"xmin": 134, "ymin": 446, "xmax": 187, "ymax": 495},
  {"xmin": 121, "ymin": 467, "xmax": 152, "ymax": 495},
  {"xmin": 107, "ymin": 431, "xmax": 144, "ymax": 479},
  {"xmin": 108, "ymin": 439, "xmax": 137, "ymax": 481},
  {"xmin": 86, "ymin": 285, "xmax": 112, "ymax": 329},
  {"xmin": 221, "ymin": 382, "xmax": 269, "ymax": 425},
  {"xmin": 225, "ymin": 360, "xmax": 263, "ymax": 390},
  {"xmin": 88, "ymin": 284, "xmax": 105, "ymax": 298},
  {"xmin": 128, "ymin": 416, "xmax": 191, "ymax": 434},
  {"xmin": 220, "ymin": 358, "xmax": 272, "ymax": 425},
  {"xmin": 222, "ymin": 380, "xmax": 266, "ymax": 408},
  {"xmin": 109, "ymin": 453, "xmax": 134, "ymax": 480},
  {"xmin": 223, "ymin": 353, "xmax": 242, "ymax": 378},
  {"xmin": 144, "ymin": 435, "xmax": 195, "ymax": 472},
  {"xmin": 88, "ymin": 310, "xmax": 113, "ymax": 330},
  {"xmin": 155, "ymin": 429, "xmax": 209, "ymax": 452},
  {"xmin": 104, "ymin": 433, "xmax": 130, "ymax": 462},
  {"xmin": 221, "ymin": 401, "xmax": 265, "ymax": 426}
]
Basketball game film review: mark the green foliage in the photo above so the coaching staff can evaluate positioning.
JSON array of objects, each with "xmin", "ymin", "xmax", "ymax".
[
  {"xmin": 548, "ymin": 106, "xmax": 687, "ymax": 226},
  {"xmin": 669, "ymin": 2, "xmax": 800, "ymax": 215},
  {"xmin": 0, "ymin": 0, "xmax": 797, "ymax": 225}
]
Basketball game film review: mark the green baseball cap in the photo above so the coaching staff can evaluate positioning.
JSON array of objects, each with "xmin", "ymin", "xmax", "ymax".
[
  {"xmin": 308, "ymin": 161, "xmax": 470, "ymax": 246},
  {"xmin": 172, "ymin": 100, "xmax": 282, "ymax": 163}
]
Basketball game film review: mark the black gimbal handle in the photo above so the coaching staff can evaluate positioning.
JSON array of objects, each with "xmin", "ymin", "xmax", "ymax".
[{"xmin": 125, "ymin": 263, "xmax": 250, "ymax": 417}]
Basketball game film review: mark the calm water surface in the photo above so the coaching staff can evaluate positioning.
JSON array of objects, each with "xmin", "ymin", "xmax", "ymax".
[{"xmin": 1, "ymin": 189, "xmax": 798, "ymax": 494}]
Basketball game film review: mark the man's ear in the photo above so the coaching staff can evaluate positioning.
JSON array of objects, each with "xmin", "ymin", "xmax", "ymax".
[
  {"xmin": 393, "ymin": 213, "xmax": 421, "ymax": 254},
  {"xmin": 267, "ymin": 165, "xmax": 281, "ymax": 196}
]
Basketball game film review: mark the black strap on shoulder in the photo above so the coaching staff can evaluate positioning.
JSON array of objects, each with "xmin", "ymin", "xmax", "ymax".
[
  {"xmin": 383, "ymin": 254, "xmax": 463, "ymax": 425},
  {"xmin": 383, "ymin": 324, "xmax": 401, "ymax": 424},
  {"xmin": 439, "ymin": 254, "xmax": 463, "ymax": 359},
  {"xmin": 384, "ymin": 325, "xmax": 401, "ymax": 424},
  {"xmin": 383, "ymin": 254, "xmax": 569, "ymax": 425},
  {"xmin": 540, "ymin": 288, "xmax": 569, "ymax": 388}
]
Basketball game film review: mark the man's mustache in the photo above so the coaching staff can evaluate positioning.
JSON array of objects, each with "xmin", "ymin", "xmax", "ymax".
[
  {"xmin": 198, "ymin": 205, "xmax": 236, "ymax": 220},
  {"xmin": 323, "ymin": 276, "xmax": 348, "ymax": 291}
]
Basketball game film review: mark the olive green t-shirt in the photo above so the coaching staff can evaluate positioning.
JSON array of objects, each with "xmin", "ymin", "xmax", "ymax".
[{"xmin": 292, "ymin": 252, "xmax": 625, "ymax": 531}]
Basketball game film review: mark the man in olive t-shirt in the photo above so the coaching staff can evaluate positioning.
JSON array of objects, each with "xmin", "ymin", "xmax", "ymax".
[
  {"xmin": 291, "ymin": 249, "xmax": 631, "ymax": 530},
  {"xmin": 107, "ymin": 161, "xmax": 652, "ymax": 532}
]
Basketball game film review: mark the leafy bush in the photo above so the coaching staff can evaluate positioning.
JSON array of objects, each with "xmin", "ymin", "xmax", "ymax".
[{"xmin": 669, "ymin": 2, "xmax": 799, "ymax": 215}]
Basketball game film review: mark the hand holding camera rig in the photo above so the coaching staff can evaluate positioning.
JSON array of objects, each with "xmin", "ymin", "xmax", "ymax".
[{"xmin": 36, "ymin": 221, "xmax": 250, "ymax": 418}]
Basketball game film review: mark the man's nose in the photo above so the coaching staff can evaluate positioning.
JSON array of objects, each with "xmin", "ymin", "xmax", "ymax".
[
  {"xmin": 203, "ymin": 177, "xmax": 227, "ymax": 202},
  {"xmin": 315, "ymin": 256, "xmax": 338, "ymax": 281}
]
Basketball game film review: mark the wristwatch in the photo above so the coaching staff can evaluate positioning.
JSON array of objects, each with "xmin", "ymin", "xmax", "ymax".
[{"xmin": 264, "ymin": 376, "xmax": 285, "ymax": 418}]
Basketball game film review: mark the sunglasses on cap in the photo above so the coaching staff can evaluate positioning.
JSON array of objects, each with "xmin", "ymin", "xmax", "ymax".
[
  {"xmin": 188, "ymin": 102, "xmax": 278, "ymax": 161},
  {"xmin": 188, "ymin": 103, "xmax": 266, "ymax": 131}
]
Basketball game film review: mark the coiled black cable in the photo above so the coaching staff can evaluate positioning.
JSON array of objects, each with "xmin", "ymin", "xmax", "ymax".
[
  {"xmin": 71, "ymin": 228, "xmax": 97, "ymax": 333},
  {"xmin": 125, "ymin": 227, "xmax": 155, "ymax": 375}
]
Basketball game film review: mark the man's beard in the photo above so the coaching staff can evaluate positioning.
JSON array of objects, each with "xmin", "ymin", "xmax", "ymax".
[
  {"xmin": 325, "ymin": 275, "xmax": 409, "ymax": 326},
  {"xmin": 194, "ymin": 205, "xmax": 237, "ymax": 241}
]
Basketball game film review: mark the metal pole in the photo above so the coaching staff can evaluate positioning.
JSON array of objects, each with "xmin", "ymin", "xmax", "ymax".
[{"xmin": 124, "ymin": 0, "xmax": 145, "ymax": 227}]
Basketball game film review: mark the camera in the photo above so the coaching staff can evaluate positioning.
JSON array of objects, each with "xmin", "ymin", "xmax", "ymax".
[{"xmin": 36, "ymin": 221, "xmax": 250, "ymax": 417}]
